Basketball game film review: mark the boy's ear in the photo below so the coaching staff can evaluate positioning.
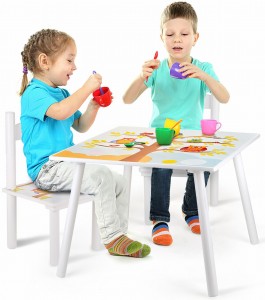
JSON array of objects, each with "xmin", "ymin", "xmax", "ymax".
[
  {"xmin": 38, "ymin": 53, "xmax": 50, "ymax": 71},
  {"xmin": 193, "ymin": 32, "xmax": 199, "ymax": 46}
]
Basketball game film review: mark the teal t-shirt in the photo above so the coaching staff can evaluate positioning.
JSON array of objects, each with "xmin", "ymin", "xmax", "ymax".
[
  {"xmin": 20, "ymin": 78, "xmax": 82, "ymax": 181},
  {"xmin": 145, "ymin": 58, "xmax": 219, "ymax": 129}
]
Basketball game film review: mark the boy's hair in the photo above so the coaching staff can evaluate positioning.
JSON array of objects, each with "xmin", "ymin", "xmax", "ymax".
[
  {"xmin": 19, "ymin": 29, "xmax": 74, "ymax": 95},
  {"xmin": 160, "ymin": 2, "xmax": 198, "ymax": 34}
]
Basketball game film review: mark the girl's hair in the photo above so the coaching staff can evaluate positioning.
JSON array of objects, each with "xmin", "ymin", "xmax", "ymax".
[
  {"xmin": 160, "ymin": 2, "xmax": 198, "ymax": 34},
  {"xmin": 19, "ymin": 29, "xmax": 75, "ymax": 96}
]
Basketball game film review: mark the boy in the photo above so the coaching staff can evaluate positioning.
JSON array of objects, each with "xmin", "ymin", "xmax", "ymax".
[{"xmin": 123, "ymin": 2, "xmax": 229, "ymax": 246}]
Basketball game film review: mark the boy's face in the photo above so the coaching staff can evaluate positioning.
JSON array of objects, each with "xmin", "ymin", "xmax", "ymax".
[{"xmin": 161, "ymin": 18, "xmax": 199, "ymax": 63}]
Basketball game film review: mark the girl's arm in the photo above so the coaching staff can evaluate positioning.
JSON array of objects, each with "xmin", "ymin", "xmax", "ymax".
[
  {"xmin": 46, "ymin": 73, "xmax": 102, "ymax": 120},
  {"xmin": 72, "ymin": 100, "xmax": 100, "ymax": 133}
]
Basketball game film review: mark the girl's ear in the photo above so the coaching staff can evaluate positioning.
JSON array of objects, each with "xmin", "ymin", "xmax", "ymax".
[
  {"xmin": 193, "ymin": 32, "xmax": 199, "ymax": 46},
  {"xmin": 38, "ymin": 53, "xmax": 50, "ymax": 71}
]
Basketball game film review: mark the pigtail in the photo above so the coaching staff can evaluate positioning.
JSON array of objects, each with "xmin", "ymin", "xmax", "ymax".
[{"xmin": 19, "ymin": 64, "xmax": 29, "ymax": 96}]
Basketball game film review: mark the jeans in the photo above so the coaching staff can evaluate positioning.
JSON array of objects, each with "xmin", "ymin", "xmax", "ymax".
[
  {"xmin": 150, "ymin": 168, "xmax": 210, "ymax": 222},
  {"xmin": 35, "ymin": 161, "xmax": 128, "ymax": 244}
]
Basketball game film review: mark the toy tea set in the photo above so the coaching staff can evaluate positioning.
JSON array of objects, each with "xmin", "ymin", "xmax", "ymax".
[{"xmin": 92, "ymin": 71, "xmax": 112, "ymax": 107}]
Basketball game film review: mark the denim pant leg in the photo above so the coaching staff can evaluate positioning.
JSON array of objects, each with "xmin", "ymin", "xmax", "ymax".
[
  {"xmin": 150, "ymin": 168, "xmax": 173, "ymax": 222},
  {"xmin": 182, "ymin": 171, "xmax": 210, "ymax": 217}
]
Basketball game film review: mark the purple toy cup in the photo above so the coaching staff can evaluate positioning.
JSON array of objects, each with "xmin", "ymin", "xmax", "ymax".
[{"xmin": 170, "ymin": 62, "xmax": 187, "ymax": 79}]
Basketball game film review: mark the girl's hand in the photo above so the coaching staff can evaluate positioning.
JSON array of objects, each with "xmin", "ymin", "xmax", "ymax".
[
  {"xmin": 179, "ymin": 62, "xmax": 207, "ymax": 81},
  {"xmin": 84, "ymin": 73, "xmax": 102, "ymax": 92},
  {"xmin": 141, "ymin": 59, "xmax": 160, "ymax": 80}
]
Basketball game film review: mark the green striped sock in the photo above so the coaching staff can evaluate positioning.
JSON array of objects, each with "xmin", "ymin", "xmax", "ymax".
[{"xmin": 105, "ymin": 235, "xmax": 142, "ymax": 256}]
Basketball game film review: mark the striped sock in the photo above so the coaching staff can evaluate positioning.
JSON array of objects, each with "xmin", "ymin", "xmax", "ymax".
[
  {"xmin": 184, "ymin": 215, "xmax": 201, "ymax": 234},
  {"xmin": 152, "ymin": 221, "xmax": 173, "ymax": 246},
  {"xmin": 105, "ymin": 235, "xmax": 142, "ymax": 256},
  {"xmin": 109, "ymin": 244, "xmax": 151, "ymax": 258}
]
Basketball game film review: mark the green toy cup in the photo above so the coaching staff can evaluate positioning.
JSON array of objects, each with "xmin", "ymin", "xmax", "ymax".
[{"xmin": 156, "ymin": 128, "xmax": 175, "ymax": 145}]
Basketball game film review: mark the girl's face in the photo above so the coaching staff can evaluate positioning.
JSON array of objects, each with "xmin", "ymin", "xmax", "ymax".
[
  {"xmin": 161, "ymin": 18, "xmax": 199, "ymax": 64},
  {"xmin": 45, "ymin": 41, "xmax": 77, "ymax": 87}
]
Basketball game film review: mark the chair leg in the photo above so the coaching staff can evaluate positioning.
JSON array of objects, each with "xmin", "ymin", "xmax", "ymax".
[
  {"xmin": 7, "ymin": 194, "xmax": 17, "ymax": 249},
  {"xmin": 233, "ymin": 154, "xmax": 259, "ymax": 244},
  {"xmin": 210, "ymin": 171, "xmax": 219, "ymax": 206},
  {"xmin": 49, "ymin": 209, "xmax": 60, "ymax": 266},
  {"xmin": 91, "ymin": 201, "xmax": 103, "ymax": 250}
]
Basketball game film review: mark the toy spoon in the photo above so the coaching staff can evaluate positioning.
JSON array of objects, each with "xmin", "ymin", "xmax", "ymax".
[
  {"xmin": 124, "ymin": 142, "xmax": 146, "ymax": 148},
  {"xmin": 92, "ymin": 70, "xmax": 104, "ymax": 95},
  {"xmin": 146, "ymin": 51, "xmax": 158, "ymax": 82}
]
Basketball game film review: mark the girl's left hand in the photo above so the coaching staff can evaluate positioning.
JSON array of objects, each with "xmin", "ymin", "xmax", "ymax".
[{"xmin": 179, "ymin": 62, "xmax": 208, "ymax": 81}]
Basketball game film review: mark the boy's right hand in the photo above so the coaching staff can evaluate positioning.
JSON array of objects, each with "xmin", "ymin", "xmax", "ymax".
[
  {"xmin": 84, "ymin": 73, "xmax": 102, "ymax": 92},
  {"xmin": 141, "ymin": 59, "xmax": 160, "ymax": 81}
]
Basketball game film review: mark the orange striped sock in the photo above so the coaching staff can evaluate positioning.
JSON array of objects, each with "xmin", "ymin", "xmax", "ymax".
[
  {"xmin": 152, "ymin": 221, "xmax": 173, "ymax": 246},
  {"xmin": 184, "ymin": 215, "xmax": 201, "ymax": 234},
  {"xmin": 105, "ymin": 235, "xmax": 142, "ymax": 256}
]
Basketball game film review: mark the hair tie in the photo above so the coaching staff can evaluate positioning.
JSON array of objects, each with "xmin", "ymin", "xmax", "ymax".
[{"xmin": 23, "ymin": 66, "xmax": 28, "ymax": 75}]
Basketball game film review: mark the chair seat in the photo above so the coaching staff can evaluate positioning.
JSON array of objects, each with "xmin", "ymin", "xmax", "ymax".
[{"xmin": 2, "ymin": 182, "xmax": 93, "ymax": 211}]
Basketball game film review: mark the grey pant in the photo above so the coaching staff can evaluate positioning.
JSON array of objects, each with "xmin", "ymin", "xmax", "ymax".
[{"xmin": 35, "ymin": 161, "xmax": 129, "ymax": 244}]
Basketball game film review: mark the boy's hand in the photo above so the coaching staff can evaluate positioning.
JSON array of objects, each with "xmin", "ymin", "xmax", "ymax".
[
  {"xmin": 84, "ymin": 73, "xmax": 102, "ymax": 92},
  {"xmin": 179, "ymin": 62, "xmax": 208, "ymax": 81},
  {"xmin": 141, "ymin": 59, "xmax": 160, "ymax": 80}
]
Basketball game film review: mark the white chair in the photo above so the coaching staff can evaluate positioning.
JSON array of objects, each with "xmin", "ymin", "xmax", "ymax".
[
  {"xmin": 139, "ymin": 93, "xmax": 220, "ymax": 224},
  {"xmin": 2, "ymin": 112, "xmax": 102, "ymax": 266}
]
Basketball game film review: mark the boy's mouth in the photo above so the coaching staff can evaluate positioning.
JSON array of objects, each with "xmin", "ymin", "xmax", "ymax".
[{"xmin": 173, "ymin": 46, "xmax": 183, "ymax": 51}]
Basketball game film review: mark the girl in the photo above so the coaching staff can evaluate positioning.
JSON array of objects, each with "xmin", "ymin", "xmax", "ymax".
[{"xmin": 20, "ymin": 29, "xmax": 150, "ymax": 258}]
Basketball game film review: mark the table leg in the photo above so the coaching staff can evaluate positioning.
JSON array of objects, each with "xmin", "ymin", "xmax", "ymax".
[
  {"xmin": 56, "ymin": 163, "xmax": 85, "ymax": 278},
  {"xmin": 194, "ymin": 171, "xmax": 218, "ymax": 297},
  {"xmin": 233, "ymin": 153, "xmax": 259, "ymax": 244}
]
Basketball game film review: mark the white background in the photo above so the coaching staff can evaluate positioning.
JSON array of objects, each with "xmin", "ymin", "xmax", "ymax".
[{"xmin": 0, "ymin": 0, "xmax": 264, "ymax": 299}]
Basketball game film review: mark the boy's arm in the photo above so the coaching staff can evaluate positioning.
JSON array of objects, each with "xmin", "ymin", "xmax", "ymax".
[
  {"xmin": 123, "ymin": 75, "xmax": 148, "ymax": 104},
  {"xmin": 203, "ymin": 75, "xmax": 230, "ymax": 103},
  {"xmin": 123, "ymin": 58, "xmax": 160, "ymax": 104},
  {"xmin": 72, "ymin": 100, "xmax": 100, "ymax": 133},
  {"xmin": 179, "ymin": 62, "xmax": 230, "ymax": 103}
]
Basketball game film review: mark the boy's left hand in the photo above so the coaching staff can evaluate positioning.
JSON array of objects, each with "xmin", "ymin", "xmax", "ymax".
[{"xmin": 179, "ymin": 62, "xmax": 208, "ymax": 81}]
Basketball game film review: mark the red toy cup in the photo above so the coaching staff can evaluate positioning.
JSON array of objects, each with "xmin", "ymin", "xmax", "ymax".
[{"xmin": 93, "ymin": 87, "xmax": 112, "ymax": 107}]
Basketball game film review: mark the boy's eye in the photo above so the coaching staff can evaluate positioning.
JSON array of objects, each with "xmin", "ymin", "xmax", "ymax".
[
  {"xmin": 68, "ymin": 60, "xmax": 73, "ymax": 63},
  {"xmin": 182, "ymin": 33, "xmax": 189, "ymax": 36},
  {"xmin": 166, "ymin": 34, "xmax": 174, "ymax": 37}
]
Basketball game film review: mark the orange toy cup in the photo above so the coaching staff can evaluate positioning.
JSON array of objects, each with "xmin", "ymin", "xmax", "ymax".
[{"xmin": 93, "ymin": 87, "xmax": 112, "ymax": 107}]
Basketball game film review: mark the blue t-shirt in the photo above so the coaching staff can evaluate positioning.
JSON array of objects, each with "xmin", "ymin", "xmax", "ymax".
[
  {"xmin": 21, "ymin": 78, "xmax": 82, "ymax": 181},
  {"xmin": 145, "ymin": 58, "xmax": 219, "ymax": 129}
]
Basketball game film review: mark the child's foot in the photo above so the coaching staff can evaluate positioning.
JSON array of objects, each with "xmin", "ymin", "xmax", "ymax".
[
  {"xmin": 109, "ymin": 244, "xmax": 151, "ymax": 258},
  {"xmin": 105, "ymin": 235, "xmax": 143, "ymax": 256},
  {"xmin": 184, "ymin": 215, "xmax": 201, "ymax": 234},
  {"xmin": 152, "ymin": 221, "xmax": 173, "ymax": 246}
]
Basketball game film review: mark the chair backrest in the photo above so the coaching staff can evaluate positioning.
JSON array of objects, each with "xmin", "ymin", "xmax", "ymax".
[
  {"xmin": 204, "ymin": 93, "xmax": 220, "ymax": 121},
  {"xmin": 5, "ymin": 112, "xmax": 22, "ymax": 189}
]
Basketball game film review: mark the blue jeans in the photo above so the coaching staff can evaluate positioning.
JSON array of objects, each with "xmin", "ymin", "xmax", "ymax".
[{"xmin": 150, "ymin": 168, "xmax": 210, "ymax": 222}]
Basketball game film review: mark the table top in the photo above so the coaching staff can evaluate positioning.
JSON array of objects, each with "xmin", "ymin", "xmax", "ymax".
[{"xmin": 51, "ymin": 126, "xmax": 259, "ymax": 172}]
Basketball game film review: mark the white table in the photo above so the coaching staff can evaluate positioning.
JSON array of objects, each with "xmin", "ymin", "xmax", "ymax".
[{"xmin": 51, "ymin": 126, "xmax": 259, "ymax": 297}]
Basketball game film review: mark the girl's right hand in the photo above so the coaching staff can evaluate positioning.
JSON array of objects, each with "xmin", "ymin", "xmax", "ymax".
[
  {"xmin": 141, "ymin": 59, "xmax": 160, "ymax": 80},
  {"xmin": 84, "ymin": 73, "xmax": 102, "ymax": 92}
]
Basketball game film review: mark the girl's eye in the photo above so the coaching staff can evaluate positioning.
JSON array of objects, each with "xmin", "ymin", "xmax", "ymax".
[
  {"xmin": 68, "ymin": 60, "xmax": 73, "ymax": 63},
  {"xmin": 166, "ymin": 34, "xmax": 174, "ymax": 37},
  {"xmin": 182, "ymin": 33, "xmax": 189, "ymax": 36}
]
